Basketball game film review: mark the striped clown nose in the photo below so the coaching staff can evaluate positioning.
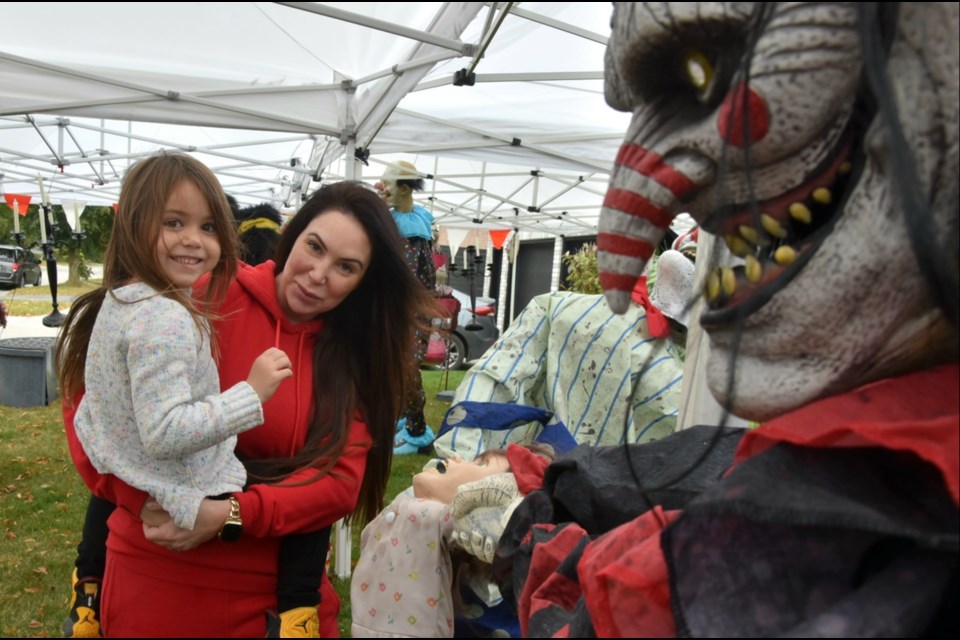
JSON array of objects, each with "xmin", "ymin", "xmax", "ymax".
[{"xmin": 599, "ymin": 144, "xmax": 696, "ymax": 313}]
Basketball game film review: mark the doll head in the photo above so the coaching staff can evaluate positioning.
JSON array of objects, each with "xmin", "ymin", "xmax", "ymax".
[
  {"xmin": 412, "ymin": 451, "xmax": 510, "ymax": 505},
  {"xmin": 378, "ymin": 160, "xmax": 424, "ymax": 213},
  {"xmin": 412, "ymin": 443, "xmax": 556, "ymax": 505}
]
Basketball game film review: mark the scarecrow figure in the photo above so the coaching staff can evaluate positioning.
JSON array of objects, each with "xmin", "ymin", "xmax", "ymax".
[{"xmin": 377, "ymin": 161, "xmax": 438, "ymax": 455}]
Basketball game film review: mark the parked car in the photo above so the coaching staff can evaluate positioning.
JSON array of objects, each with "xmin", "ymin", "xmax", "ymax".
[
  {"xmin": 431, "ymin": 287, "xmax": 500, "ymax": 370},
  {"xmin": 0, "ymin": 245, "xmax": 43, "ymax": 289}
]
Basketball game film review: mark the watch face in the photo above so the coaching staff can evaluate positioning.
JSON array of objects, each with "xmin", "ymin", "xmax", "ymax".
[{"xmin": 219, "ymin": 520, "xmax": 243, "ymax": 543}]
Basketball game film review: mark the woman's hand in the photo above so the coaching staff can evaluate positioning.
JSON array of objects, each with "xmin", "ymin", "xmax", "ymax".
[
  {"xmin": 142, "ymin": 497, "xmax": 232, "ymax": 552},
  {"xmin": 140, "ymin": 497, "xmax": 170, "ymax": 527}
]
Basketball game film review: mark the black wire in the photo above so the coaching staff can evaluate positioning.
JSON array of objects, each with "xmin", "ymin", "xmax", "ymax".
[
  {"xmin": 855, "ymin": 3, "xmax": 959, "ymax": 328},
  {"xmin": 621, "ymin": 3, "xmax": 774, "ymax": 520}
]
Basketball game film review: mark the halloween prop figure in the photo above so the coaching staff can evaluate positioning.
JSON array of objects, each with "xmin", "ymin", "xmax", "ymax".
[
  {"xmin": 229, "ymin": 196, "xmax": 283, "ymax": 267},
  {"xmin": 378, "ymin": 161, "xmax": 439, "ymax": 455},
  {"xmin": 498, "ymin": 3, "xmax": 958, "ymax": 637}
]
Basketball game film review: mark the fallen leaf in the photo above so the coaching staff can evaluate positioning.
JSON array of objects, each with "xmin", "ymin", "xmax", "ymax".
[{"xmin": 33, "ymin": 566, "xmax": 48, "ymax": 575}]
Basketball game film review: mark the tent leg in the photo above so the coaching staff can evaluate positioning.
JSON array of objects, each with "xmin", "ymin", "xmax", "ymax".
[
  {"xmin": 333, "ymin": 518, "xmax": 351, "ymax": 579},
  {"xmin": 439, "ymin": 337, "xmax": 451, "ymax": 391}
]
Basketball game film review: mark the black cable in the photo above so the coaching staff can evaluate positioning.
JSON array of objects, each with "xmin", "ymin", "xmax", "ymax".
[
  {"xmin": 856, "ymin": 3, "xmax": 958, "ymax": 328},
  {"xmin": 621, "ymin": 3, "xmax": 774, "ymax": 520}
]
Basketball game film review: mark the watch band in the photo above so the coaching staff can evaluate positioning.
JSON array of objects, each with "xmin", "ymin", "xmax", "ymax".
[
  {"xmin": 227, "ymin": 496, "xmax": 240, "ymax": 521},
  {"xmin": 217, "ymin": 496, "xmax": 243, "ymax": 542}
]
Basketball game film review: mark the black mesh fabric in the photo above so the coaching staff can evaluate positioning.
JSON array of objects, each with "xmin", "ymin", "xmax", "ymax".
[
  {"xmin": 544, "ymin": 425, "xmax": 745, "ymax": 533},
  {"xmin": 664, "ymin": 444, "xmax": 959, "ymax": 637}
]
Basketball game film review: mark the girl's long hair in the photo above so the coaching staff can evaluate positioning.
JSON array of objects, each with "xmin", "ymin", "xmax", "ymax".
[
  {"xmin": 57, "ymin": 151, "xmax": 238, "ymax": 402},
  {"xmin": 245, "ymin": 181, "xmax": 435, "ymax": 526}
]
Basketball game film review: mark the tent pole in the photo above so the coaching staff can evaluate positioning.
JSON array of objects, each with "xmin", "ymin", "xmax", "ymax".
[
  {"xmin": 333, "ymin": 135, "xmax": 357, "ymax": 581},
  {"xmin": 496, "ymin": 230, "xmax": 513, "ymax": 333},
  {"xmin": 551, "ymin": 236, "xmax": 563, "ymax": 292},
  {"xmin": 277, "ymin": 2, "xmax": 468, "ymax": 53},
  {"xmin": 343, "ymin": 138, "xmax": 357, "ymax": 182},
  {"xmin": 483, "ymin": 241, "xmax": 493, "ymax": 299}
]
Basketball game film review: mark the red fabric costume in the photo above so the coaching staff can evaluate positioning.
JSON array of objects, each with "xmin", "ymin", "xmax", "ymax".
[
  {"xmin": 503, "ymin": 364, "xmax": 959, "ymax": 637},
  {"xmin": 64, "ymin": 261, "xmax": 372, "ymax": 637}
]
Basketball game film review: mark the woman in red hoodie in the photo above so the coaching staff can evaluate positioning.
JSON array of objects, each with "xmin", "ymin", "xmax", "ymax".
[{"xmin": 63, "ymin": 181, "xmax": 435, "ymax": 637}]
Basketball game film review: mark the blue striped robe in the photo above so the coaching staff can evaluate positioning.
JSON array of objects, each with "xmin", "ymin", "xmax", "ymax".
[{"xmin": 434, "ymin": 291, "xmax": 684, "ymax": 460}]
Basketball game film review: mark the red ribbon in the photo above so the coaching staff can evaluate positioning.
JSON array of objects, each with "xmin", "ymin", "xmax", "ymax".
[
  {"xmin": 506, "ymin": 443, "xmax": 551, "ymax": 495},
  {"xmin": 631, "ymin": 275, "xmax": 670, "ymax": 339}
]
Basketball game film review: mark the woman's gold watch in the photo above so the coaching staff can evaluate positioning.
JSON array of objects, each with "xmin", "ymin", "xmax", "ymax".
[{"xmin": 218, "ymin": 497, "xmax": 243, "ymax": 542}]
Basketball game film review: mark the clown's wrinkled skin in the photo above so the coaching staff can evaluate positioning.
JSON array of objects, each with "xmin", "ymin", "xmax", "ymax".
[{"xmin": 598, "ymin": 2, "xmax": 959, "ymax": 419}]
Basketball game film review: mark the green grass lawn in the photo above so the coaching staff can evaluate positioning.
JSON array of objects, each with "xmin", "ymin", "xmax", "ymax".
[
  {"xmin": 1, "ymin": 282, "xmax": 99, "ymax": 317},
  {"xmin": 0, "ymin": 367, "xmax": 465, "ymax": 638}
]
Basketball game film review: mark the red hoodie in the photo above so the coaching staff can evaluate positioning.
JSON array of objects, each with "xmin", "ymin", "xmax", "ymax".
[{"xmin": 64, "ymin": 261, "xmax": 372, "ymax": 636}]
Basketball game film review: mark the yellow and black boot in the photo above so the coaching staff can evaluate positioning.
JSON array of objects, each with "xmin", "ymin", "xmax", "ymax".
[
  {"xmin": 264, "ymin": 607, "xmax": 320, "ymax": 638},
  {"xmin": 62, "ymin": 569, "xmax": 102, "ymax": 638}
]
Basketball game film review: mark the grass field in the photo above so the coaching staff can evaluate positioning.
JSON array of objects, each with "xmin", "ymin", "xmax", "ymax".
[
  {"xmin": 1, "ymin": 282, "xmax": 99, "ymax": 317},
  {"xmin": 0, "ymin": 363, "xmax": 465, "ymax": 638}
]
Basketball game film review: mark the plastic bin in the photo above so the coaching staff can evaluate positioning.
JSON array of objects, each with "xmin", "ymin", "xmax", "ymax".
[{"xmin": 0, "ymin": 337, "xmax": 60, "ymax": 407}]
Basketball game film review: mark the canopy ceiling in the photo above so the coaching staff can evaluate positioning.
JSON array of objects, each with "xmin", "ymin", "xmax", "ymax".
[{"xmin": 0, "ymin": 2, "xmax": 630, "ymax": 237}]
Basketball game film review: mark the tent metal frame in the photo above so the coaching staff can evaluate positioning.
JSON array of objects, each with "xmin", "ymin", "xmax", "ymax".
[{"xmin": 1, "ymin": 2, "xmax": 620, "ymax": 237}]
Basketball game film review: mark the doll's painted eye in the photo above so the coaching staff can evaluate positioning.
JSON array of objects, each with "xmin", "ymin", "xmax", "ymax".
[{"xmin": 436, "ymin": 462, "xmax": 447, "ymax": 474}]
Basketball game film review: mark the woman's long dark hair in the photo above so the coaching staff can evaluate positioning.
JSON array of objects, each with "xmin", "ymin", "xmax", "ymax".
[{"xmin": 249, "ymin": 181, "xmax": 435, "ymax": 526}]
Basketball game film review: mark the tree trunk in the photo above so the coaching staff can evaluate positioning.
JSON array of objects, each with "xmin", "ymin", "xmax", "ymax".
[{"xmin": 66, "ymin": 250, "xmax": 83, "ymax": 287}]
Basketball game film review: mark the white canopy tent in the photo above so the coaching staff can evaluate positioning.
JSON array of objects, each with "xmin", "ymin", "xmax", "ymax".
[{"xmin": 0, "ymin": 2, "xmax": 630, "ymax": 238}]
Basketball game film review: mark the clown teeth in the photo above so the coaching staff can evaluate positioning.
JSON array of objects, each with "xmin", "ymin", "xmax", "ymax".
[
  {"xmin": 712, "ymin": 141, "xmax": 852, "ymax": 241},
  {"xmin": 706, "ymin": 138, "xmax": 859, "ymax": 312}
]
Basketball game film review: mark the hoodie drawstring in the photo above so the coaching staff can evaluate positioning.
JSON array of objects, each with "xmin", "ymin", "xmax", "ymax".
[
  {"xmin": 294, "ymin": 331, "xmax": 305, "ymax": 457},
  {"xmin": 275, "ymin": 318, "xmax": 305, "ymax": 457}
]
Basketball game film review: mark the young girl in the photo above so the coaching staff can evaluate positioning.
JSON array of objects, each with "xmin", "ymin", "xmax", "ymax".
[{"xmin": 58, "ymin": 151, "xmax": 325, "ymax": 637}]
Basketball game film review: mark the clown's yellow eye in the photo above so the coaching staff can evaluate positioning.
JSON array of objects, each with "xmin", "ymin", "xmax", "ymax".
[{"xmin": 683, "ymin": 50, "xmax": 714, "ymax": 93}]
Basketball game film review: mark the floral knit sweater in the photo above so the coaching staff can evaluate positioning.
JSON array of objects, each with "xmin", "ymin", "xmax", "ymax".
[{"xmin": 73, "ymin": 282, "xmax": 263, "ymax": 529}]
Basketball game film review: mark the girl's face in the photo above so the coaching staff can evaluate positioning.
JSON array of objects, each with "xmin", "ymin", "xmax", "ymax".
[
  {"xmin": 155, "ymin": 180, "xmax": 221, "ymax": 289},
  {"xmin": 276, "ymin": 209, "xmax": 371, "ymax": 323},
  {"xmin": 412, "ymin": 453, "xmax": 510, "ymax": 504}
]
